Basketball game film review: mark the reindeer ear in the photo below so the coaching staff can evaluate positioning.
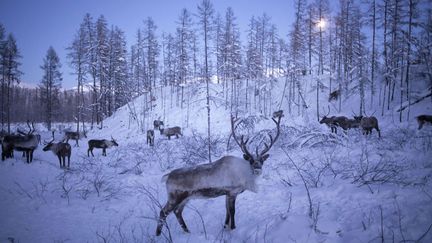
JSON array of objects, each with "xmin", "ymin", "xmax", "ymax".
[
  {"xmin": 262, "ymin": 154, "xmax": 270, "ymax": 162},
  {"xmin": 243, "ymin": 154, "xmax": 251, "ymax": 161}
]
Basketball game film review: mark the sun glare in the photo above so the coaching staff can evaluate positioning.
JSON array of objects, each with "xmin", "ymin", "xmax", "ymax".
[{"xmin": 317, "ymin": 19, "xmax": 326, "ymax": 29}]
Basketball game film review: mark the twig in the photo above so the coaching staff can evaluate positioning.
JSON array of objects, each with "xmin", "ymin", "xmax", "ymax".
[
  {"xmin": 188, "ymin": 204, "xmax": 208, "ymax": 240},
  {"xmin": 282, "ymin": 149, "xmax": 313, "ymax": 218},
  {"xmin": 379, "ymin": 205, "xmax": 384, "ymax": 243}
]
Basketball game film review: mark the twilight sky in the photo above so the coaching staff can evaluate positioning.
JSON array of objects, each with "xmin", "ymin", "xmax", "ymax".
[{"xmin": 0, "ymin": 0, "xmax": 296, "ymax": 89}]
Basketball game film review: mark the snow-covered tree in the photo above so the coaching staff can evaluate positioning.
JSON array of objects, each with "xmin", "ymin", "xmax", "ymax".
[
  {"xmin": 197, "ymin": 0, "xmax": 214, "ymax": 163},
  {"xmin": 67, "ymin": 20, "xmax": 88, "ymax": 133},
  {"xmin": 2, "ymin": 34, "xmax": 22, "ymax": 133},
  {"xmin": 39, "ymin": 46, "xmax": 62, "ymax": 131},
  {"xmin": 96, "ymin": 15, "xmax": 110, "ymax": 126}
]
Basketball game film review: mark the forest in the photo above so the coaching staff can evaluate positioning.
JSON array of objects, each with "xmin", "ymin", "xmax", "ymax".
[
  {"xmin": 0, "ymin": 0, "xmax": 430, "ymax": 132},
  {"xmin": 0, "ymin": 0, "xmax": 431, "ymax": 242}
]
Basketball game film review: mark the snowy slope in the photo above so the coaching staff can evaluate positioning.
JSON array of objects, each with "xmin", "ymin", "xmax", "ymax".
[{"xmin": 1, "ymin": 76, "xmax": 432, "ymax": 243}]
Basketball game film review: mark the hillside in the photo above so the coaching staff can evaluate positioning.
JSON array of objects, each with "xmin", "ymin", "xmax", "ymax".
[{"xmin": 1, "ymin": 75, "xmax": 432, "ymax": 243}]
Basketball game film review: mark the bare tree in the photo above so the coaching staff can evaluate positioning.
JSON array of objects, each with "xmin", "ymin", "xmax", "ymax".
[{"xmin": 197, "ymin": 0, "xmax": 214, "ymax": 163}]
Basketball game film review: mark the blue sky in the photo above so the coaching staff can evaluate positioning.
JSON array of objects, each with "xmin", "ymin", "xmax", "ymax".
[{"xmin": 0, "ymin": 0, "xmax": 296, "ymax": 89}]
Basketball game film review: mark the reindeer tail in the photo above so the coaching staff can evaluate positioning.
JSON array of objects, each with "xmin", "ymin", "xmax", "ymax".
[{"xmin": 161, "ymin": 173, "xmax": 169, "ymax": 182}]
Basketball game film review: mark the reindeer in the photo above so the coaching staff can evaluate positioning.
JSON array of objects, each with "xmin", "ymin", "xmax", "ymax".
[
  {"xmin": 416, "ymin": 115, "xmax": 432, "ymax": 130},
  {"xmin": 147, "ymin": 129, "xmax": 155, "ymax": 146},
  {"xmin": 320, "ymin": 116, "xmax": 338, "ymax": 133},
  {"xmin": 63, "ymin": 130, "xmax": 87, "ymax": 147},
  {"xmin": 336, "ymin": 112, "xmax": 363, "ymax": 131},
  {"xmin": 319, "ymin": 107, "xmax": 350, "ymax": 134},
  {"xmin": 153, "ymin": 120, "xmax": 164, "ymax": 130},
  {"xmin": 87, "ymin": 137, "xmax": 118, "ymax": 157},
  {"xmin": 329, "ymin": 89, "xmax": 340, "ymax": 101},
  {"xmin": 156, "ymin": 115, "xmax": 282, "ymax": 236},
  {"xmin": 159, "ymin": 126, "xmax": 182, "ymax": 140},
  {"xmin": 272, "ymin": 110, "xmax": 284, "ymax": 119},
  {"xmin": 360, "ymin": 116, "xmax": 381, "ymax": 137},
  {"xmin": 42, "ymin": 140, "xmax": 72, "ymax": 168},
  {"xmin": 319, "ymin": 106, "xmax": 338, "ymax": 133},
  {"xmin": 0, "ymin": 129, "xmax": 7, "ymax": 146},
  {"xmin": 1, "ymin": 121, "xmax": 39, "ymax": 163}
]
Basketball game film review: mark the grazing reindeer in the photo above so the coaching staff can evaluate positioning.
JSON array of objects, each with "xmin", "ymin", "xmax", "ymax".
[
  {"xmin": 416, "ymin": 115, "xmax": 432, "ymax": 130},
  {"xmin": 344, "ymin": 116, "xmax": 362, "ymax": 129},
  {"xmin": 1, "ymin": 121, "xmax": 39, "ymax": 163},
  {"xmin": 272, "ymin": 110, "xmax": 284, "ymax": 119},
  {"xmin": 147, "ymin": 129, "xmax": 155, "ymax": 146},
  {"xmin": 43, "ymin": 140, "xmax": 71, "ymax": 168},
  {"xmin": 63, "ymin": 130, "xmax": 87, "ymax": 147},
  {"xmin": 153, "ymin": 120, "xmax": 164, "ymax": 130},
  {"xmin": 334, "ymin": 113, "xmax": 363, "ymax": 131},
  {"xmin": 329, "ymin": 89, "xmax": 340, "ymax": 101},
  {"xmin": 320, "ymin": 116, "xmax": 338, "ymax": 133},
  {"xmin": 319, "ymin": 106, "xmax": 338, "ymax": 133},
  {"xmin": 333, "ymin": 116, "xmax": 349, "ymax": 131},
  {"xmin": 360, "ymin": 116, "xmax": 381, "ymax": 137},
  {"xmin": 159, "ymin": 126, "xmax": 182, "ymax": 140},
  {"xmin": 87, "ymin": 137, "xmax": 118, "ymax": 157},
  {"xmin": 156, "ymin": 115, "xmax": 282, "ymax": 236}
]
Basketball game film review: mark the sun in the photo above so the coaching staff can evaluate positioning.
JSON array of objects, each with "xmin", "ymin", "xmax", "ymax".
[{"xmin": 317, "ymin": 19, "xmax": 326, "ymax": 29}]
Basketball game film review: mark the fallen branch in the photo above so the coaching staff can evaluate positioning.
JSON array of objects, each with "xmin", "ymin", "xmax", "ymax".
[{"xmin": 396, "ymin": 91, "xmax": 432, "ymax": 112}]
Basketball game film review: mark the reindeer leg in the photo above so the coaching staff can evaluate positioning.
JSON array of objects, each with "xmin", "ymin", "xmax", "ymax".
[
  {"xmin": 376, "ymin": 127, "xmax": 381, "ymax": 138},
  {"xmin": 224, "ymin": 194, "xmax": 237, "ymax": 229},
  {"xmin": 57, "ymin": 155, "xmax": 62, "ymax": 167},
  {"xmin": 174, "ymin": 200, "xmax": 190, "ymax": 233},
  {"xmin": 26, "ymin": 151, "xmax": 30, "ymax": 163},
  {"xmin": 156, "ymin": 192, "xmax": 189, "ymax": 236},
  {"xmin": 228, "ymin": 195, "xmax": 237, "ymax": 230},
  {"xmin": 224, "ymin": 195, "xmax": 231, "ymax": 228},
  {"xmin": 67, "ymin": 155, "xmax": 71, "ymax": 168}
]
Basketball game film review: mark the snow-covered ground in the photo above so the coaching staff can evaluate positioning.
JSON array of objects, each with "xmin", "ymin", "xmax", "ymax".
[{"xmin": 1, "ymin": 78, "xmax": 432, "ymax": 243}]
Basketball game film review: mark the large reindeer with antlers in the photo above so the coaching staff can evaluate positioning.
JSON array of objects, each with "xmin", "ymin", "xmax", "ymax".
[
  {"xmin": 155, "ymin": 115, "xmax": 282, "ymax": 236},
  {"xmin": 319, "ymin": 106, "xmax": 348, "ymax": 134},
  {"xmin": 1, "ymin": 121, "xmax": 39, "ymax": 163}
]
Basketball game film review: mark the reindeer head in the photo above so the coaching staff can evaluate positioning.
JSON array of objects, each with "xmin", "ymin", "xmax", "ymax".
[
  {"xmin": 42, "ymin": 139, "xmax": 55, "ymax": 151},
  {"xmin": 319, "ymin": 105, "xmax": 332, "ymax": 124},
  {"xmin": 111, "ymin": 136, "xmax": 119, "ymax": 146},
  {"xmin": 231, "ymin": 115, "xmax": 281, "ymax": 175}
]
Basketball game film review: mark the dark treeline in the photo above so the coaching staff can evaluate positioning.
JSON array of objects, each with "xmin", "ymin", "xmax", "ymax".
[
  {"xmin": 1, "ymin": 0, "xmax": 431, "ymax": 134},
  {"xmin": 7, "ymin": 85, "xmax": 92, "ymax": 124}
]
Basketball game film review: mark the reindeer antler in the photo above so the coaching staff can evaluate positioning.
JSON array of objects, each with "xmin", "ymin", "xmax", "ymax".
[
  {"xmin": 43, "ymin": 138, "xmax": 54, "ymax": 145},
  {"xmin": 321, "ymin": 105, "xmax": 330, "ymax": 117},
  {"xmin": 24, "ymin": 120, "xmax": 36, "ymax": 135},
  {"xmin": 230, "ymin": 115, "xmax": 254, "ymax": 159},
  {"xmin": 258, "ymin": 115, "xmax": 282, "ymax": 157}
]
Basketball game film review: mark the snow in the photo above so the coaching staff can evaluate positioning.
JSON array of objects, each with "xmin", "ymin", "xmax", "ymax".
[{"xmin": 1, "ymin": 75, "xmax": 432, "ymax": 243}]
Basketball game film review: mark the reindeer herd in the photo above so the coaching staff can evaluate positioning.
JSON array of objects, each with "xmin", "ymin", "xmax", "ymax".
[
  {"xmin": 319, "ymin": 108, "xmax": 382, "ymax": 137},
  {"xmin": 0, "ymin": 111, "xmax": 431, "ymax": 237},
  {"xmin": 0, "ymin": 121, "xmax": 119, "ymax": 168},
  {"xmin": 146, "ymin": 120, "xmax": 183, "ymax": 146},
  {"xmin": 0, "ymin": 119, "xmax": 185, "ymax": 168}
]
